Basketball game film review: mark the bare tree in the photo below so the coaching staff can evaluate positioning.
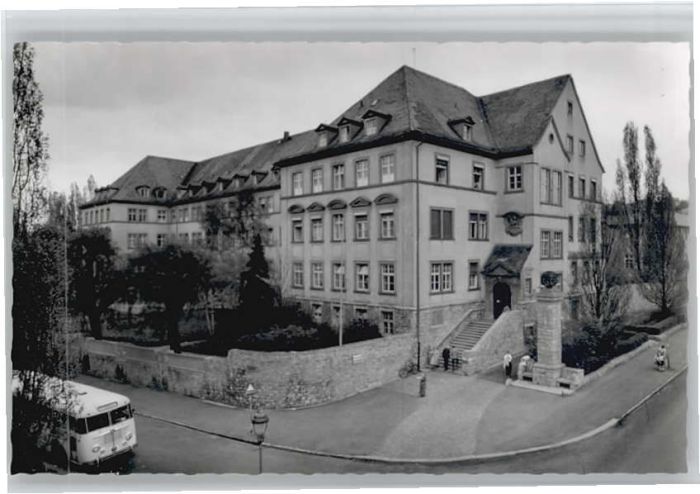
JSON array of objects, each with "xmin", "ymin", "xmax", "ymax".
[
  {"xmin": 577, "ymin": 199, "xmax": 631, "ymax": 330},
  {"xmin": 638, "ymin": 183, "xmax": 687, "ymax": 315},
  {"xmin": 13, "ymin": 42, "xmax": 49, "ymax": 238},
  {"xmin": 615, "ymin": 122, "xmax": 644, "ymax": 273}
]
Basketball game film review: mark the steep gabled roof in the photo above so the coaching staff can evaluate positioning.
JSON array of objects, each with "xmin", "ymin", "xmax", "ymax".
[
  {"xmin": 90, "ymin": 155, "xmax": 195, "ymax": 205},
  {"xmin": 479, "ymin": 74, "xmax": 570, "ymax": 154},
  {"xmin": 90, "ymin": 67, "xmax": 582, "ymax": 207}
]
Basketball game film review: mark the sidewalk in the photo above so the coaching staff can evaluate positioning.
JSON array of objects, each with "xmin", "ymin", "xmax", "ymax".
[{"xmin": 77, "ymin": 326, "xmax": 689, "ymax": 461}]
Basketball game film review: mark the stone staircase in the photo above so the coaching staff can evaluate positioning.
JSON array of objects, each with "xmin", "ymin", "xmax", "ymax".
[{"xmin": 448, "ymin": 319, "xmax": 493, "ymax": 352}]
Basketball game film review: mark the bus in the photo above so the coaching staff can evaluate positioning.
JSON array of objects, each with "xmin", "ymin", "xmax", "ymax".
[{"xmin": 12, "ymin": 372, "xmax": 138, "ymax": 470}]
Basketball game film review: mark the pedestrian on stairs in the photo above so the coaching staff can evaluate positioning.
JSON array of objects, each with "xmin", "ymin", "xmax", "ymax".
[
  {"xmin": 442, "ymin": 346, "xmax": 451, "ymax": 371},
  {"xmin": 503, "ymin": 351, "xmax": 513, "ymax": 381}
]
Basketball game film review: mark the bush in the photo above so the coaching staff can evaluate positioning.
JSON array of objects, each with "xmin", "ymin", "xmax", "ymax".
[
  {"xmin": 343, "ymin": 318, "xmax": 382, "ymax": 344},
  {"xmin": 613, "ymin": 332, "xmax": 648, "ymax": 356}
]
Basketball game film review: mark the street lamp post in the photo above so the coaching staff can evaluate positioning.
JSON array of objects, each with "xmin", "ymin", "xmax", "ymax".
[{"xmin": 251, "ymin": 409, "xmax": 269, "ymax": 474}]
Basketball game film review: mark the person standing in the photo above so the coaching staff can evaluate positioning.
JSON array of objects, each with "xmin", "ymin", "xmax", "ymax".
[
  {"xmin": 442, "ymin": 346, "xmax": 451, "ymax": 371},
  {"xmin": 503, "ymin": 351, "xmax": 513, "ymax": 381}
]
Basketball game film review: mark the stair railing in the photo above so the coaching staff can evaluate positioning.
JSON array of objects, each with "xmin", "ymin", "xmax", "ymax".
[{"xmin": 429, "ymin": 302, "xmax": 486, "ymax": 366}]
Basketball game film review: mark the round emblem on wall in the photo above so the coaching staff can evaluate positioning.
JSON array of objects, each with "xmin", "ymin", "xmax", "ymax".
[
  {"xmin": 541, "ymin": 271, "xmax": 560, "ymax": 289},
  {"xmin": 503, "ymin": 211, "xmax": 523, "ymax": 237}
]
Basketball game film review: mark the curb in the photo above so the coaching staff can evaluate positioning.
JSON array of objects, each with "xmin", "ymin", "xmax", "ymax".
[{"xmin": 137, "ymin": 365, "xmax": 688, "ymax": 466}]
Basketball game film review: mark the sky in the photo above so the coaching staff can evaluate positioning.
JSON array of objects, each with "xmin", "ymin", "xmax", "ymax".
[{"xmin": 33, "ymin": 41, "xmax": 691, "ymax": 199}]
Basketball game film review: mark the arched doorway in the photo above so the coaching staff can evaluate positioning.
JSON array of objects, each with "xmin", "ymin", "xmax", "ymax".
[{"xmin": 493, "ymin": 282, "xmax": 511, "ymax": 319}]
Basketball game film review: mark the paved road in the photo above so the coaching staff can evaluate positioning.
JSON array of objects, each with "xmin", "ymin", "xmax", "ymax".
[{"xmin": 126, "ymin": 371, "xmax": 688, "ymax": 474}]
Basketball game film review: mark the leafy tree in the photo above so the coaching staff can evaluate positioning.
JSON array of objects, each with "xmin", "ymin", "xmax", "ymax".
[
  {"xmin": 638, "ymin": 183, "xmax": 687, "ymax": 315},
  {"xmin": 577, "ymin": 199, "xmax": 630, "ymax": 330},
  {"xmin": 615, "ymin": 122, "xmax": 644, "ymax": 273},
  {"xmin": 13, "ymin": 42, "xmax": 49, "ymax": 238},
  {"xmin": 67, "ymin": 228, "xmax": 119, "ymax": 339},
  {"xmin": 238, "ymin": 234, "xmax": 278, "ymax": 330},
  {"xmin": 201, "ymin": 189, "xmax": 266, "ymax": 251},
  {"xmin": 12, "ymin": 226, "xmax": 76, "ymax": 472},
  {"xmin": 130, "ymin": 243, "xmax": 212, "ymax": 353}
]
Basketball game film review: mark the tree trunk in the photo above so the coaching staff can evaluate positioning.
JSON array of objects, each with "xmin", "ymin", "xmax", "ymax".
[
  {"xmin": 88, "ymin": 310, "xmax": 102, "ymax": 340},
  {"xmin": 167, "ymin": 308, "xmax": 181, "ymax": 353}
]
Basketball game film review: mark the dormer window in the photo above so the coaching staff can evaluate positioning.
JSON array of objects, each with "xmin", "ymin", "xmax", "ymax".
[
  {"xmin": 136, "ymin": 186, "xmax": 150, "ymax": 198},
  {"xmin": 319, "ymin": 132, "xmax": 328, "ymax": 148},
  {"xmin": 315, "ymin": 124, "xmax": 338, "ymax": 149},
  {"xmin": 461, "ymin": 124, "xmax": 473, "ymax": 141},
  {"xmin": 365, "ymin": 118, "xmax": 377, "ymax": 137},
  {"xmin": 153, "ymin": 187, "xmax": 166, "ymax": 199},
  {"xmin": 339, "ymin": 125, "xmax": 350, "ymax": 143},
  {"xmin": 216, "ymin": 182, "xmax": 224, "ymax": 192}
]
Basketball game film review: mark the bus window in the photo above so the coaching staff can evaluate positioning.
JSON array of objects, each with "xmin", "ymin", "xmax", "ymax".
[
  {"xmin": 110, "ymin": 405, "xmax": 132, "ymax": 424},
  {"xmin": 86, "ymin": 413, "xmax": 109, "ymax": 432},
  {"xmin": 69, "ymin": 416, "xmax": 87, "ymax": 434}
]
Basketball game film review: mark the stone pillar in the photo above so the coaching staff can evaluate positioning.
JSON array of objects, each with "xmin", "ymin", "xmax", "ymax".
[{"xmin": 532, "ymin": 272, "xmax": 564, "ymax": 387}]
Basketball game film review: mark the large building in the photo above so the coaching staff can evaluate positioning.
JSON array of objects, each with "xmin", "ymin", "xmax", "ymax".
[{"xmin": 80, "ymin": 66, "xmax": 604, "ymax": 344}]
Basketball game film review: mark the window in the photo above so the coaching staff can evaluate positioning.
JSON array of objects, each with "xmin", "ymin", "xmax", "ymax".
[
  {"xmin": 567, "ymin": 175, "xmax": 574, "ymax": 198},
  {"xmin": 156, "ymin": 233, "xmax": 167, "ymax": 247},
  {"xmin": 468, "ymin": 212, "xmax": 488, "ymax": 240},
  {"xmin": 570, "ymin": 261, "xmax": 578, "ymax": 286},
  {"xmin": 381, "ymin": 311, "xmax": 395, "ymax": 334},
  {"xmin": 568, "ymin": 216, "xmax": 574, "ymax": 241},
  {"xmin": 540, "ymin": 168, "xmax": 562, "ymax": 205},
  {"xmin": 87, "ymin": 413, "xmax": 110, "ymax": 432},
  {"xmin": 472, "ymin": 163, "xmax": 484, "ymax": 190},
  {"xmin": 355, "ymin": 159, "xmax": 369, "ymax": 187},
  {"xmin": 590, "ymin": 180, "xmax": 597, "ymax": 201},
  {"xmin": 578, "ymin": 216, "xmax": 586, "ymax": 242},
  {"xmin": 292, "ymin": 219, "xmax": 303, "ymax": 243},
  {"xmin": 525, "ymin": 278, "xmax": 532, "ymax": 295},
  {"xmin": 138, "ymin": 208, "xmax": 147, "ymax": 222},
  {"xmin": 380, "ymin": 212, "xmax": 395, "ymax": 239},
  {"xmin": 462, "ymin": 124, "xmax": 473, "ymax": 141},
  {"xmin": 318, "ymin": 132, "xmax": 328, "ymax": 148},
  {"xmin": 292, "ymin": 262, "xmax": 304, "ymax": 288},
  {"xmin": 541, "ymin": 230, "xmax": 563, "ymax": 259},
  {"xmin": 332, "ymin": 164, "xmax": 345, "ymax": 190},
  {"xmin": 566, "ymin": 135, "xmax": 574, "ymax": 154},
  {"xmin": 380, "ymin": 263, "xmax": 395, "ymax": 294},
  {"xmin": 430, "ymin": 208, "xmax": 453, "ymax": 240},
  {"xmin": 339, "ymin": 125, "xmax": 350, "ymax": 143},
  {"xmin": 292, "ymin": 172, "xmax": 303, "ymax": 196},
  {"xmin": 507, "ymin": 166, "xmax": 522, "ymax": 191},
  {"xmin": 191, "ymin": 206, "xmax": 203, "ymax": 222},
  {"xmin": 332, "ymin": 213, "xmax": 345, "ymax": 241},
  {"xmin": 311, "ymin": 169, "xmax": 323, "ymax": 193},
  {"xmin": 589, "ymin": 217, "xmax": 597, "ymax": 245},
  {"xmin": 552, "ymin": 231, "xmax": 563, "ymax": 258},
  {"xmin": 430, "ymin": 262, "xmax": 453, "ymax": 293},
  {"xmin": 311, "ymin": 262, "xmax": 324, "ymax": 289},
  {"xmin": 311, "ymin": 217, "xmax": 323, "ymax": 242},
  {"xmin": 624, "ymin": 253, "xmax": 634, "ymax": 269},
  {"xmin": 354, "ymin": 214, "xmax": 368, "ymax": 240},
  {"xmin": 567, "ymin": 101, "xmax": 573, "ymax": 116},
  {"xmin": 137, "ymin": 186, "xmax": 150, "ymax": 198},
  {"xmin": 178, "ymin": 207, "xmax": 188, "ymax": 223},
  {"xmin": 579, "ymin": 177, "xmax": 586, "ymax": 198},
  {"xmin": 354, "ymin": 307, "xmax": 368, "ymax": 320},
  {"xmin": 99, "ymin": 209, "xmax": 104, "ymax": 223},
  {"xmin": 435, "ymin": 157, "xmax": 449, "ymax": 184},
  {"xmin": 179, "ymin": 233, "xmax": 189, "ymax": 244},
  {"xmin": 380, "ymin": 154, "xmax": 395, "ymax": 183},
  {"xmin": 128, "ymin": 208, "xmax": 137, "ymax": 222},
  {"xmin": 127, "ymin": 233, "xmax": 147, "ymax": 250},
  {"xmin": 331, "ymin": 305, "xmax": 341, "ymax": 326},
  {"xmin": 355, "ymin": 263, "xmax": 369, "ymax": 292},
  {"xmin": 192, "ymin": 232, "xmax": 204, "ymax": 246},
  {"xmin": 157, "ymin": 209, "xmax": 168, "ymax": 222},
  {"xmin": 365, "ymin": 118, "xmax": 377, "ymax": 136},
  {"xmin": 540, "ymin": 230, "xmax": 551, "ymax": 259},
  {"xmin": 332, "ymin": 263, "xmax": 346, "ymax": 291},
  {"xmin": 312, "ymin": 303, "xmax": 323, "ymax": 324},
  {"xmin": 468, "ymin": 261, "xmax": 480, "ymax": 290},
  {"xmin": 579, "ymin": 139, "xmax": 586, "ymax": 157},
  {"xmin": 154, "ymin": 188, "xmax": 165, "ymax": 199}
]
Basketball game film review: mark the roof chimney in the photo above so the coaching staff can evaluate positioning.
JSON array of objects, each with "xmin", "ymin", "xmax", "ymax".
[{"xmin": 282, "ymin": 130, "xmax": 291, "ymax": 142}]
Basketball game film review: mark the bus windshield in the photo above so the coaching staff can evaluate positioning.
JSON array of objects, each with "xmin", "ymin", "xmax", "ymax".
[
  {"xmin": 86, "ymin": 413, "xmax": 110, "ymax": 432},
  {"xmin": 110, "ymin": 405, "xmax": 132, "ymax": 424}
]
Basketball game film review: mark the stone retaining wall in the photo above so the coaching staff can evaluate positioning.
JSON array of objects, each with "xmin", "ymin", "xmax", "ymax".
[
  {"xmin": 77, "ymin": 333, "xmax": 416, "ymax": 409},
  {"xmin": 461, "ymin": 310, "xmax": 526, "ymax": 375}
]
